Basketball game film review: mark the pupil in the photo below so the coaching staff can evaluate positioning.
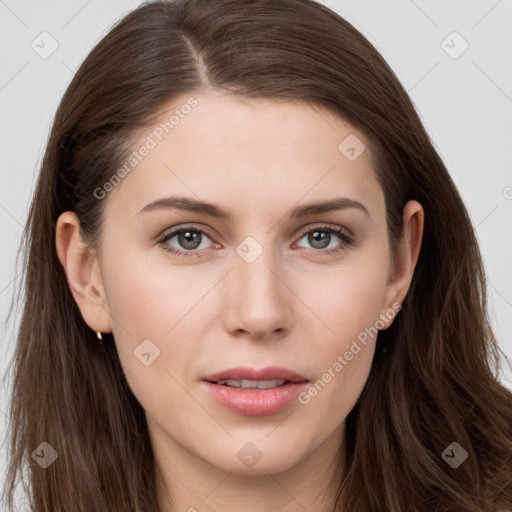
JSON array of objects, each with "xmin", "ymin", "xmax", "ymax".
[
  {"xmin": 179, "ymin": 231, "xmax": 201, "ymax": 250},
  {"xmin": 310, "ymin": 231, "xmax": 329, "ymax": 249}
]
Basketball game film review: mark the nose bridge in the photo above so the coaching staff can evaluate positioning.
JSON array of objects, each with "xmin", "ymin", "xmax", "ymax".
[
  {"xmin": 234, "ymin": 233, "xmax": 281, "ymax": 298},
  {"xmin": 224, "ymin": 233, "xmax": 291, "ymax": 337}
]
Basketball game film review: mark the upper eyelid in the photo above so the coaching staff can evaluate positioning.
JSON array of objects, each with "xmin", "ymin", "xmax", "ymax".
[{"xmin": 160, "ymin": 224, "xmax": 216, "ymax": 242}]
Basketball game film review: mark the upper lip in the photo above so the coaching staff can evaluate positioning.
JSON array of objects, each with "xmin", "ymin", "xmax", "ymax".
[{"xmin": 202, "ymin": 366, "xmax": 309, "ymax": 383}]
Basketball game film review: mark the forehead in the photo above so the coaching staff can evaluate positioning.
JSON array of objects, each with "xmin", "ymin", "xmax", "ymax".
[{"xmin": 104, "ymin": 91, "xmax": 383, "ymax": 219}]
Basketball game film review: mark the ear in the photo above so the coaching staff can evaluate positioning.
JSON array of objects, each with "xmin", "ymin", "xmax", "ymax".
[
  {"xmin": 379, "ymin": 200, "xmax": 424, "ymax": 329},
  {"xmin": 55, "ymin": 211, "xmax": 112, "ymax": 334}
]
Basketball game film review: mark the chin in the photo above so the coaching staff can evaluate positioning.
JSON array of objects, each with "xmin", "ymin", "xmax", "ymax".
[{"xmin": 197, "ymin": 434, "xmax": 312, "ymax": 476}]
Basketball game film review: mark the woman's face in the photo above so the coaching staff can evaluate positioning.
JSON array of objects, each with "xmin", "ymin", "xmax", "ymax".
[{"xmin": 60, "ymin": 90, "xmax": 421, "ymax": 477}]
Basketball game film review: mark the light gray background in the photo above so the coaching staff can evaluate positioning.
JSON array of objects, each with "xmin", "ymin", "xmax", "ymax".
[{"xmin": 1, "ymin": 0, "xmax": 511, "ymax": 506}]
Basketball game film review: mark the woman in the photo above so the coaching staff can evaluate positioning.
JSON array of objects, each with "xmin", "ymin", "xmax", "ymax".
[{"xmin": 3, "ymin": 0, "xmax": 512, "ymax": 510}]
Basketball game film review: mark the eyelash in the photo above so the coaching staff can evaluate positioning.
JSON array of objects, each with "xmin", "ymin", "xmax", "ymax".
[{"xmin": 158, "ymin": 224, "xmax": 355, "ymax": 259}]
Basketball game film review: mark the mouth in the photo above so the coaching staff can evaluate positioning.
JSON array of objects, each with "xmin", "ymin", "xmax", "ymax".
[
  {"xmin": 212, "ymin": 378, "xmax": 289, "ymax": 390},
  {"xmin": 201, "ymin": 366, "xmax": 309, "ymax": 416}
]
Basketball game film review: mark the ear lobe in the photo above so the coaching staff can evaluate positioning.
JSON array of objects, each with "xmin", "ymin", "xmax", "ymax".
[
  {"xmin": 379, "ymin": 200, "xmax": 424, "ymax": 329},
  {"xmin": 55, "ymin": 211, "xmax": 112, "ymax": 334}
]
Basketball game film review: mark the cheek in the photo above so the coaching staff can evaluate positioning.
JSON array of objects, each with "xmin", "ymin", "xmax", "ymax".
[
  {"xmin": 302, "ymin": 241, "xmax": 390, "ymax": 348},
  {"xmin": 99, "ymin": 247, "xmax": 215, "ymax": 407},
  {"xmin": 294, "ymin": 243, "xmax": 390, "ymax": 422},
  {"xmin": 295, "ymin": 293, "xmax": 379, "ymax": 444},
  {"xmin": 101, "ymin": 268, "xmax": 197, "ymax": 424},
  {"xmin": 101, "ymin": 243, "xmax": 207, "ymax": 340},
  {"xmin": 102, "ymin": 255, "xmax": 164, "ymax": 340},
  {"xmin": 99, "ymin": 248, "xmax": 175, "ymax": 373}
]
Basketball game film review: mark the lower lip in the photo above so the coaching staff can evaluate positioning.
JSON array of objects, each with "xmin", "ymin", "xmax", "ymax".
[{"xmin": 201, "ymin": 381, "xmax": 309, "ymax": 416}]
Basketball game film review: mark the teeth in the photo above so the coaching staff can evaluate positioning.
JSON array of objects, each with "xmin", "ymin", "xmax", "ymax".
[{"xmin": 217, "ymin": 379, "xmax": 286, "ymax": 389}]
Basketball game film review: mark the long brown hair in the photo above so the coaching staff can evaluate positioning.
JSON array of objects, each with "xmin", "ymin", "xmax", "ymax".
[{"xmin": 3, "ymin": 0, "xmax": 512, "ymax": 510}]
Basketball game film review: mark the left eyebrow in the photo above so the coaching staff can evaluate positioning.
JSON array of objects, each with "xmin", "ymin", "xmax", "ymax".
[
  {"xmin": 289, "ymin": 197, "xmax": 370, "ymax": 219},
  {"xmin": 136, "ymin": 195, "xmax": 370, "ymax": 220}
]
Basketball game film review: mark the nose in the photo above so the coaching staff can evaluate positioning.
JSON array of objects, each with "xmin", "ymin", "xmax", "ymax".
[{"xmin": 222, "ymin": 238, "xmax": 293, "ymax": 341}]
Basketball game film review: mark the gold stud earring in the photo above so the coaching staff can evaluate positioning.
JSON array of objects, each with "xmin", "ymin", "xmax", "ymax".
[{"xmin": 96, "ymin": 331, "xmax": 103, "ymax": 341}]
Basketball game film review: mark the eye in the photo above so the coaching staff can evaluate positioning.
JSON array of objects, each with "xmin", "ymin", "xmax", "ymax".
[
  {"xmin": 158, "ymin": 224, "xmax": 355, "ymax": 258},
  {"xmin": 159, "ymin": 225, "xmax": 218, "ymax": 258},
  {"xmin": 294, "ymin": 225, "xmax": 355, "ymax": 255}
]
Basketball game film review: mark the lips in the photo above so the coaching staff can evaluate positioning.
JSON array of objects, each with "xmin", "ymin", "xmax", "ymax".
[
  {"xmin": 201, "ymin": 366, "xmax": 309, "ymax": 416},
  {"xmin": 202, "ymin": 366, "xmax": 308, "ymax": 383}
]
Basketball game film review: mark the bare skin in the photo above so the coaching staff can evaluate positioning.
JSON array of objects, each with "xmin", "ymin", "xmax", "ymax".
[{"xmin": 56, "ymin": 90, "xmax": 423, "ymax": 512}]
